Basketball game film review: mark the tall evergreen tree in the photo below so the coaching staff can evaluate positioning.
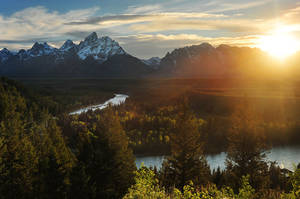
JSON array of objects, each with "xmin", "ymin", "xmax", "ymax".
[
  {"xmin": 160, "ymin": 99, "xmax": 210, "ymax": 190},
  {"xmin": 69, "ymin": 107, "xmax": 136, "ymax": 199},
  {"xmin": 0, "ymin": 80, "xmax": 38, "ymax": 199},
  {"xmin": 225, "ymin": 104, "xmax": 270, "ymax": 191},
  {"xmin": 0, "ymin": 78, "xmax": 76, "ymax": 199},
  {"xmin": 0, "ymin": 133, "xmax": 38, "ymax": 199},
  {"xmin": 32, "ymin": 119, "xmax": 76, "ymax": 199}
]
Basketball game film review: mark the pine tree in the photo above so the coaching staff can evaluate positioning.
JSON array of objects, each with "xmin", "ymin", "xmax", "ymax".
[
  {"xmin": 0, "ymin": 79, "xmax": 76, "ymax": 199},
  {"xmin": 0, "ymin": 133, "xmax": 38, "ymax": 199},
  {"xmin": 0, "ymin": 82, "xmax": 38, "ymax": 199},
  {"xmin": 69, "ymin": 107, "xmax": 136, "ymax": 199},
  {"xmin": 160, "ymin": 99, "xmax": 210, "ymax": 190},
  {"xmin": 225, "ymin": 104, "xmax": 270, "ymax": 191},
  {"xmin": 32, "ymin": 119, "xmax": 75, "ymax": 199}
]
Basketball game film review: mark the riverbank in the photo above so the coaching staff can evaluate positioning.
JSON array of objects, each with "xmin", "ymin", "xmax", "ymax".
[
  {"xmin": 135, "ymin": 145, "xmax": 300, "ymax": 171},
  {"xmin": 69, "ymin": 94, "xmax": 129, "ymax": 115}
]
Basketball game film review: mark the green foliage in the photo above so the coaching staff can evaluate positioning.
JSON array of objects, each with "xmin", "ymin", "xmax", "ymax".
[
  {"xmin": 120, "ymin": 105, "xmax": 176, "ymax": 155},
  {"xmin": 290, "ymin": 167, "xmax": 300, "ymax": 194},
  {"xmin": 0, "ymin": 78, "xmax": 76, "ymax": 199},
  {"xmin": 68, "ymin": 107, "xmax": 136, "ymax": 199},
  {"xmin": 33, "ymin": 119, "xmax": 76, "ymax": 199},
  {"xmin": 0, "ymin": 134, "xmax": 38, "ymax": 198},
  {"xmin": 226, "ymin": 104, "xmax": 270, "ymax": 191},
  {"xmin": 160, "ymin": 99, "xmax": 210, "ymax": 190},
  {"xmin": 124, "ymin": 165, "xmax": 169, "ymax": 199},
  {"xmin": 237, "ymin": 175, "xmax": 255, "ymax": 199},
  {"xmin": 171, "ymin": 177, "xmax": 254, "ymax": 199},
  {"xmin": 124, "ymin": 173, "xmax": 257, "ymax": 199},
  {"xmin": 280, "ymin": 168, "xmax": 300, "ymax": 199}
]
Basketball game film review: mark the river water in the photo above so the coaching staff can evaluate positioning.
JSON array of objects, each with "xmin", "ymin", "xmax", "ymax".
[
  {"xmin": 69, "ymin": 94, "xmax": 129, "ymax": 115},
  {"xmin": 136, "ymin": 146, "xmax": 300, "ymax": 171}
]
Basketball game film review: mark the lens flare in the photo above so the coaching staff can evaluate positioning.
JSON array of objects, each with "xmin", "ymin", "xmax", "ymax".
[{"xmin": 258, "ymin": 26, "xmax": 300, "ymax": 60}]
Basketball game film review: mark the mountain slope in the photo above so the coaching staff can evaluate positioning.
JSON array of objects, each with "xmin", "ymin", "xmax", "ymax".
[
  {"xmin": 159, "ymin": 43, "xmax": 270, "ymax": 78},
  {"xmin": 77, "ymin": 32, "xmax": 126, "ymax": 62},
  {"xmin": 0, "ymin": 32, "xmax": 149, "ymax": 77}
]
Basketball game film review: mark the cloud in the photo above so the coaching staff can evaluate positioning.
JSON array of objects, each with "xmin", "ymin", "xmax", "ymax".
[
  {"xmin": 65, "ymin": 12, "xmax": 228, "ymax": 26},
  {"xmin": 126, "ymin": 4, "xmax": 163, "ymax": 14},
  {"xmin": 64, "ymin": 30, "xmax": 115, "ymax": 39},
  {"xmin": 0, "ymin": 6, "xmax": 100, "ymax": 48},
  {"xmin": 282, "ymin": 5, "xmax": 300, "ymax": 25},
  {"xmin": 125, "ymin": 0, "xmax": 272, "ymax": 14},
  {"xmin": 117, "ymin": 33, "xmax": 259, "ymax": 58},
  {"xmin": 130, "ymin": 18, "xmax": 269, "ymax": 34},
  {"xmin": 0, "ymin": 38, "xmax": 48, "ymax": 44},
  {"xmin": 206, "ymin": 0, "xmax": 272, "ymax": 13},
  {"xmin": 65, "ymin": 14, "xmax": 149, "ymax": 25},
  {"xmin": 120, "ymin": 34, "xmax": 259, "ymax": 46},
  {"xmin": 262, "ymin": 4, "xmax": 300, "ymax": 39}
]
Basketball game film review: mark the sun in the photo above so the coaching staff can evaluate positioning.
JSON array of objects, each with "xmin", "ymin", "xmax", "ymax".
[{"xmin": 258, "ymin": 26, "xmax": 300, "ymax": 60}]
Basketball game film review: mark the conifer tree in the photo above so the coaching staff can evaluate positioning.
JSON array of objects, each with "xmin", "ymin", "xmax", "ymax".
[
  {"xmin": 160, "ymin": 98, "xmax": 210, "ymax": 190},
  {"xmin": 69, "ymin": 107, "xmax": 135, "ymax": 199},
  {"xmin": 226, "ymin": 104, "xmax": 270, "ymax": 191}
]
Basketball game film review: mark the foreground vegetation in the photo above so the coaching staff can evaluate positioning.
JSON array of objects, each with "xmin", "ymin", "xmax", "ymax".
[
  {"xmin": 125, "ymin": 166, "xmax": 300, "ymax": 199},
  {"xmin": 1, "ymin": 77, "xmax": 300, "ymax": 198}
]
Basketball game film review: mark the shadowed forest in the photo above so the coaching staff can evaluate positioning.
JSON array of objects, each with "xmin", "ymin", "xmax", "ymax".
[{"xmin": 0, "ymin": 77, "xmax": 300, "ymax": 199}]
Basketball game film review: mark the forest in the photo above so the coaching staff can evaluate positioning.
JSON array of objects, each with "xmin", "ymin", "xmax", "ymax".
[{"xmin": 0, "ymin": 76, "xmax": 300, "ymax": 199}]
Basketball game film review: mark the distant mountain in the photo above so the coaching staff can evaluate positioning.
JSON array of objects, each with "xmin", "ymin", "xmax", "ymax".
[
  {"xmin": 0, "ymin": 48, "xmax": 15, "ymax": 63},
  {"xmin": 77, "ymin": 32, "xmax": 126, "ymax": 62},
  {"xmin": 159, "ymin": 43, "xmax": 270, "ymax": 77},
  {"xmin": 160, "ymin": 43, "xmax": 224, "ymax": 77},
  {"xmin": 24, "ymin": 42, "xmax": 57, "ymax": 58},
  {"xmin": 0, "ymin": 33, "xmax": 285, "ymax": 78},
  {"xmin": 0, "ymin": 32, "xmax": 149, "ymax": 77},
  {"xmin": 142, "ymin": 57, "xmax": 161, "ymax": 69},
  {"xmin": 59, "ymin": 40, "xmax": 77, "ymax": 52}
]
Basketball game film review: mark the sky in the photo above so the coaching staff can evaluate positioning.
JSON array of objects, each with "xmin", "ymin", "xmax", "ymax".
[{"xmin": 0, "ymin": 0, "xmax": 300, "ymax": 58}]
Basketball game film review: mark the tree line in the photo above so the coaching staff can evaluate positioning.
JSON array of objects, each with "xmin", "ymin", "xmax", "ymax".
[{"xmin": 0, "ymin": 77, "xmax": 299, "ymax": 198}]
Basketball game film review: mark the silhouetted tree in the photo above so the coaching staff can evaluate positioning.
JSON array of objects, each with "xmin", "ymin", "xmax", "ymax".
[
  {"xmin": 69, "ymin": 107, "xmax": 136, "ymax": 199},
  {"xmin": 225, "ymin": 103, "xmax": 270, "ymax": 191},
  {"xmin": 0, "ymin": 78, "xmax": 75, "ymax": 199},
  {"xmin": 160, "ymin": 98, "xmax": 210, "ymax": 190},
  {"xmin": 32, "ymin": 119, "xmax": 75, "ymax": 199}
]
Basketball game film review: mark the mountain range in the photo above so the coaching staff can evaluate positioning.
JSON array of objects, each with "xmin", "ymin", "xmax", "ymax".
[{"xmin": 0, "ymin": 32, "xmax": 293, "ymax": 78}]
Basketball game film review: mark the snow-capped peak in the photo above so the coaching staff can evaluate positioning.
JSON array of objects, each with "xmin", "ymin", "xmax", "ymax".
[
  {"xmin": 77, "ymin": 32, "xmax": 126, "ymax": 62},
  {"xmin": 0, "ymin": 48, "xmax": 13, "ymax": 63},
  {"xmin": 27, "ymin": 42, "xmax": 56, "ymax": 57},
  {"xmin": 60, "ymin": 40, "xmax": 76, "ymax": 52},
  {"xmin": 85, "ymin": 32, "xmax": 98, "ymax": 43},
  {"xmin": 32, "ymin": 42, "xmax": 53, "ymax": 50},
  {"xmin": 0, "ymin": 48, "xmax": 10, "ymax": 54},
  {"xmin": 142, "ymin": 57, "xmax": 161, "ymax": 66},
  {"xmin": 1, "ymin": 32, "xmax": 128, "ymax": 64}
]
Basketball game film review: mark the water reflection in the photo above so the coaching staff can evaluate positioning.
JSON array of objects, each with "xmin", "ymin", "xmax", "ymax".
[{"xmin": 136, "ymin": 146, "xmax": 300, "ymax": 171}]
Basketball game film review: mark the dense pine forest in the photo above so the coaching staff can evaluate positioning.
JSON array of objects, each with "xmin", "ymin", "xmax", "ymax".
[{"xmin": 0, "ymin": 77, "xmax": 300, "ymax": 199}]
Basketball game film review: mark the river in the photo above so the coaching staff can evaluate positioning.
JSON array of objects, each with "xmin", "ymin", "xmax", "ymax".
[
  {"xmin": 136, "ymin": 146, "xmax": 300, "ymax": 171},
  {"xmin": 69, "ymin": 94, "xmax": 129, "ymax": 115}
]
